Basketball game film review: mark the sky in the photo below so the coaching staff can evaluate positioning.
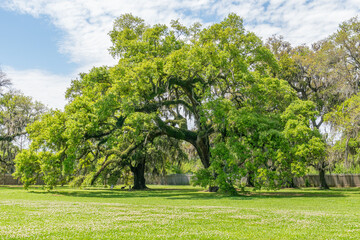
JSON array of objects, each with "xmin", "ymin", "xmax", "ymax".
[{"xmin": 0, "ymin": 0, "xmax": 360, "ymax": 109}]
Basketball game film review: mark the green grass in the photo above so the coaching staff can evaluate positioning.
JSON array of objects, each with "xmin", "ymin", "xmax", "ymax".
[{"xmin": 1, "ymin": 185, "xmax": 360, "ymax": 239}]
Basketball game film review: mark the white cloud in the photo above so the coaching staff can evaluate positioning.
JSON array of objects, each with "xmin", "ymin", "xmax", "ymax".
[
  {"xmin": 4, "ymin": 0, "xmax": 360, "ymax": 52},
  {"xmin": 2, "ymin": 0, "xmax": 360, "ymax": 109},
  {"xmin": 211, "ymin": 0, "xmax": 360, "ymax": 45},
  {"xmin": 3, "ymin": 0, "xmax": 215, "ymax": 70},
  {"xmin": 3, "ymin": 65, "xmax": 73, "ymax": 110}
]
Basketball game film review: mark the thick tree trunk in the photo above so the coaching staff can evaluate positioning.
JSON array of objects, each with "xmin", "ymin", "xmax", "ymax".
[
  {"xmin": 286, "ymin": 178, "xmax": 297, "ymax": 188},
  {"xmin": 192, "ymin": 135, "xmax": 219, "ymax": 192},
  {"xmin": 130, "ymin": 158, "xmax": 147, "ymax": 190},
  {"xmin": 208, "ymin": 186, "xmax": 219, "ymax": 192},
  {"xmin": 193, "ymin": 135, "xmax": 211, "ymax": 168},
  {"xmin": 246, "ymin": 172, "xmax": 255, "ymax": 187},
  {"xmin": 318, "ymin": 168, "xmax": 329, "ymax": 190}
]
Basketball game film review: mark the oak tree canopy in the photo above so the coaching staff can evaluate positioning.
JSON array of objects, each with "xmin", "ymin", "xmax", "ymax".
[{"xmin": 14, "ymin": 14, "xmax": 325, "ymax": 193}]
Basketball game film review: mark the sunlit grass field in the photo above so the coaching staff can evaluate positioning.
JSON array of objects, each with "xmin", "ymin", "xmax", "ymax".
[{"xmin": 1, "ymin": 185, "xmax": 359, "ymax": 239}]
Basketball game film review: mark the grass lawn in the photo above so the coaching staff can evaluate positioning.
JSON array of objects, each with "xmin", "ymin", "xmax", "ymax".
[{"xmin": 0, "ymin": 185, "xmax": 359, "ymax": 239}]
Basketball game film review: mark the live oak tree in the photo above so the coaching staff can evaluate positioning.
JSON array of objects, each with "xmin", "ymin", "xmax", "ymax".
[
  {"xmin": 108, "ymin": 13, "xmax": 298, "ymax": 192},
  {"xmin": 15, "ymin": 14, "xmax": 314, "ymax": 192}
]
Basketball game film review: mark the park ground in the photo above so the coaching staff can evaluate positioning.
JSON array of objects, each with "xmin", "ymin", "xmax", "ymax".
[{"xmin": 0, "ymin": 185, "xmax": 359, "ymax": 239}]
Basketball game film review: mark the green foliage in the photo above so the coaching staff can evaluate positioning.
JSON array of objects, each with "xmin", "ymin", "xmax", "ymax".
[
  {"xmin": 281, "ymin": 100, "xmax": 326, "ymax": 172},
  {"xmin": 208, "ymin": 109, "xmax": 288, "ymax": 191},
  {"xmin": 192, "ymin": 168, "xmax": 216, "ymax": 189},
  {"xmin": 12, "ymin": 150, "xmax": 40, "ymax": 189},
  {"xmin": 197, "ymin": 98, "xmax": 327, "ymax": 192},
  {"xmin": 331, "ymin": 163, "xmax": 360, "ymax": 174}
]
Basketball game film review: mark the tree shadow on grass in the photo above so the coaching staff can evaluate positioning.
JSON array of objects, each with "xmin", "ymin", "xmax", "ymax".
[
  {"xmin": 23, "ymin": 186, "xmax": 356, "ymax": 200},
  {"xmin": 0, "ymin": 185, "xmax": 23, "ymax": 189},
  {"xmin": 28, "ymin": 187, "xmax": 206, "ymax": 200},
  {"xmin": 325, "ymin": 187, "xmax": 360, "ymax": 193}
]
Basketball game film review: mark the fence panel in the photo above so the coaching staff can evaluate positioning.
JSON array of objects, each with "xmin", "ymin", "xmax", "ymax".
[{"xmin": 294, "ymin": 174, "xmax": 360, "ymax": 187}]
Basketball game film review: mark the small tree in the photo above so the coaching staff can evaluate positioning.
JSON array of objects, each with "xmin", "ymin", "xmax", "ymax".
[{"xmin": 281, "ymin": 100, "xmax": 327, "ymax": 189}]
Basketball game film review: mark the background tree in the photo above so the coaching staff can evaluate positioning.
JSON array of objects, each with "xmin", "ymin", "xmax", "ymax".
[
  {"xmin": 331, "ymin": 17, "xmax": 360, "ymax": 96},
  {"xmin": 325, "ymin": 94, "xmax": 360, "ymax": 170},
  {"xmin": 0, "ymin": 71, "xmax": 45, "ymax": 174},
  {"xmin": 267, "ymin": 16, "xmax": 360, "ymax": 188},
  {"xmin": 0, "ymin": 70, "xmax": 11, "ymax": 95},
  {"xmin": 322, "ymin": 17, "xmax": 360, "ymax": 173},
  {"xmin": 266, "ymin": 34, "xmax": 345, "ymax": 189}
]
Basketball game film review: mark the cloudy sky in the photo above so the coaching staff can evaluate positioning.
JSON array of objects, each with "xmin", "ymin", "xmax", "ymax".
[{"xmin": 1, "ymin": 0, "xmax": 359, "ymax": 109}]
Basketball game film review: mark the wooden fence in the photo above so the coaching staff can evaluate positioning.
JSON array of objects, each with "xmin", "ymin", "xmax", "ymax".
[
  {"xmin": 2, "ymin": 173, "xmax": 360, "ymax": 187},
  {"xmin": 0, "ymin": 173, "xmax": 44, "ymax": 185},
  {"xmin": 145, "ymin": 174, "xmax": 193, "ymax": 185},
  {"xmin": 150, "ymin": 174, "xmax": 360, "ymax": 187},
  {"xmin": 293, "ymin": 174, "xmax": 360, "ymax": 187}
]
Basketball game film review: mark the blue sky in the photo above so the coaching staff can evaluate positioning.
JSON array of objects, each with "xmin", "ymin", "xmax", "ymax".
[
  {"xmin": 0, "ymin": 8, "xmax": 77, "ymax": 74},
  {"xmin": 1, "ymin": 0, "xmax": 360, "ymax": 109}
]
